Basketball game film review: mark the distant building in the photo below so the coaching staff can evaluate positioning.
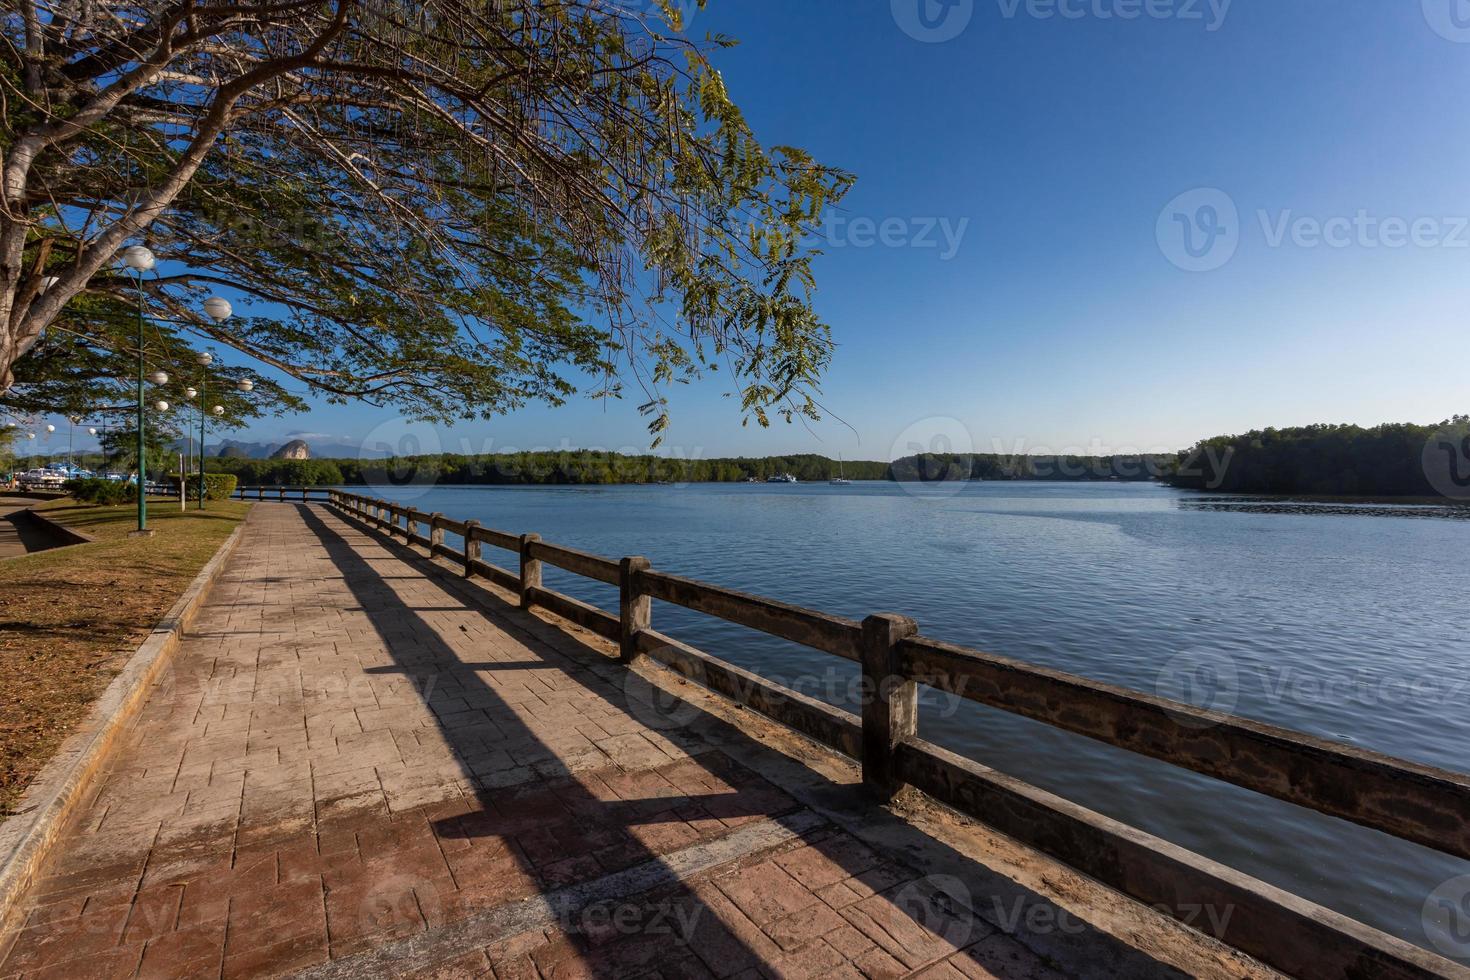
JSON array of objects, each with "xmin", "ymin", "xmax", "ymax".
[{"xmin": 271, "ymin": 439, "xmax": 311, "ymax": 460}]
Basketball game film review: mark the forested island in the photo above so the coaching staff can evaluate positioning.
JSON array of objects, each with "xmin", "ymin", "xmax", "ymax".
[
  {"xmin": 196, "ymin": 449, "xmax": 1178, "ymax": 487},
  {"xmin": 20, "ymin": 419, "xmax": 1466, "ymax": 498},
  {"xmin": 1170, "ymin": 419, "xmax": 1470, "ymax": 496}
]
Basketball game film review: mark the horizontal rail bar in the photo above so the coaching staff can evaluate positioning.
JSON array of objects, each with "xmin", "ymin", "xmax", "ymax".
[
  {"xmin": 437, "ymin": 516, "xmax": 467, "ymax": 537},
  {"xmin": 528, "ymin": 540, "xmax": 620, "ymax": 585},
  {"xmin": 900, "ymin": 635, "xmax": 1470, "ymax": 860},
  {"xmin": 430, "ymin": 542, "xmax": 460, "ymax": 563},
  {"xmin": 635, "ymin": 629, "xmax": 861, "ymax": 758},
  {"xmin": 893, "ymin": 739, "xmax": 1458, "ymax": 980},
  {"xmin": 636, "ymin": 570, "xmax": 862, "ymax": 661},
  {"xmin": 468, "ymin": 525, "xmax": 520, "ymax": 552},
  {"xmin": 526, "ymin": 586, "xmax": 619, "ymax": 641},
  {"xmin": 467, "ymin": 558, "xmax": 519, "ymax": 592},
  {"xmin": 408, "ymin": 532, "xmax": 430, "ymax": 549}
]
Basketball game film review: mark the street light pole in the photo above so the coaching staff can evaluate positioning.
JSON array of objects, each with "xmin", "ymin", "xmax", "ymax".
[
  {"xmin": 123, "ymin": 245, "xmax": 155, "ymax": 535},
  {"xmin": 199, "ymin": 297, "xmax": 232, "ymax": 509},
  {"xmin": 135, "ymin": 280, "xmax": 145, "ymax": 530}
]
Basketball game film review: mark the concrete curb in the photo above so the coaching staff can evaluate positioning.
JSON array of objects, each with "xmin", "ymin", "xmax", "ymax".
[{"xmin": 0, "ymin": 509, "xmax": 251, "ymax": 939}]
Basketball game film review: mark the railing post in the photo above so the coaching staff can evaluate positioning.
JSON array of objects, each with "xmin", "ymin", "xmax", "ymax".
[
  {"xmin": 860, "ymin": 613, "xmax": 919, "ymax": 802},
  {"xmin": 257, "ymin": 487, "xmax": 263, "ymax": 501},
  {"xmin": 463, "ymin": 520, "xmax": 481, "ymax": 577},
  {"xmin": 277, "ymin": 487, "xmax": 284, "ymax": 501},
  {"xmin": 619, "ymin": 557, "xmax": 652, "ymax": 664},
  {"xmin": 519, "ymin": 533, "xmax": 542, "ymax": 609},
  {"xmin": 429, "ymin": 513, "xmax": 444, "ymax": 554}
]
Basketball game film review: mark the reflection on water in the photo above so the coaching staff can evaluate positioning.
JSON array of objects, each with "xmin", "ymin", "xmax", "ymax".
[
  {"xmin": 360, "ymin": 479, "xmax": 1470, "ymax": 957},
  {"xmin": 1181, "ymin": 494, "xmax": 1470, "ymax": 520}
]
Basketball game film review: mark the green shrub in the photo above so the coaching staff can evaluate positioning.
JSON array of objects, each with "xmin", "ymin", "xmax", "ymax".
[
  {"xmin": 70, "ymin": 478, "xmax": 133, "ymax": 505},
  {"xmin": 175, "ymin": 472, "xmax": 239, "ymax": 501}
]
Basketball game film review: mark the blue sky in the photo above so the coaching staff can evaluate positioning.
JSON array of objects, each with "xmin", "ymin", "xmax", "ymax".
[{"xmin": 39, "ymin": 0, "xmax": 1470, "ymax": 460}]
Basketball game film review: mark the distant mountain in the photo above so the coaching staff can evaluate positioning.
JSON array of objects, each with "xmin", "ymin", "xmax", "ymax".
[
  {"xmin": 200, "ymin": 438, "xmax": 394, "ymax": 460},
  {"xmin": 270, "ymin": 439, "xmax": 311, "ymax": 460},
  {"xmin": 204, "ymin": 438, "xmax": 274, "ymax": 458}
]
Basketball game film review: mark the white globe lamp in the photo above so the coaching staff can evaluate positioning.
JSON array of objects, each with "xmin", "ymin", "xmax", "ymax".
[{"xmin": 122, "ymin": 246, "xmax": 155, "ymax": 272}]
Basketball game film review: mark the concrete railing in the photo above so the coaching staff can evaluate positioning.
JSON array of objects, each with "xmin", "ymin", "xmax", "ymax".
[{"xmin": 324, "ymin": 488, "xmax": 1468, "ymax": 980}]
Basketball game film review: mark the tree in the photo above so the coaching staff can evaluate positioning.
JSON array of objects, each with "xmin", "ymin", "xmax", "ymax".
[
  {"xmin": 1, "ymin": 1, "xmax": 852, "ymax": 441},
  {"xmin": 100, "ymin": 417, "xmax": 178, "ymax": 477}
]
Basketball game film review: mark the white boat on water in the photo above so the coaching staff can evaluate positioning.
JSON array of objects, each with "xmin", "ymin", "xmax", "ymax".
[
  {"xmin": 766, "ymin": 473, "xmax": 797, "ymax": 484},
  {"xmin": 829, "ymin": 454, "xmax": 851, "ymax": 486}
]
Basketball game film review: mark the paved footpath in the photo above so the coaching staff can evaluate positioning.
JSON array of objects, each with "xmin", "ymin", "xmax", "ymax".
[{"xmin": 0, "ymin": 504, "xmax": 1238, "ymax": 979}]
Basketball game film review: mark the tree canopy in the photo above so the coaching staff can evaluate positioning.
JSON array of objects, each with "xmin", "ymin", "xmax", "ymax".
[
  {"xmin": 1, "ymin": 1, "xmax": 852, "ymax": 441},
  {"xmin": 1169, "ymin": 419, "xmax": 1470, "ymax": 496}
]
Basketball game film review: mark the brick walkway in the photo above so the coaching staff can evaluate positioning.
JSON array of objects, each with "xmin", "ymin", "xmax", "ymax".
[{"xmin": 0, "ymin": 503, "xmax": 1211, "ymax": 979}]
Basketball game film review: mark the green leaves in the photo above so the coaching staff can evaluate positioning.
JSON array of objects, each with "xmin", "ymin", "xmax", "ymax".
[{"xmin": 5, "ymin": 1, "xmax": 851, "ymax": 440}]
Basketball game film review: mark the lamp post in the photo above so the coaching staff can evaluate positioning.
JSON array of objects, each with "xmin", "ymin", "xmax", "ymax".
[
  {"xmin": 123, "ymin": 245, "xmax": 155, "ymax": 535},
  {"xmin": 67, "ymin": 416, "xmax": 80, "ymax": 475},
  {"xmin": 198, "ymin": 297, "xmax": 231, "ymax": 509}
]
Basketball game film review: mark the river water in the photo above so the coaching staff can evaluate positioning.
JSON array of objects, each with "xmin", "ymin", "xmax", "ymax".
[{"xmin": 354, "ymin": 479, "xmax": 1470, "ymax": 955}]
